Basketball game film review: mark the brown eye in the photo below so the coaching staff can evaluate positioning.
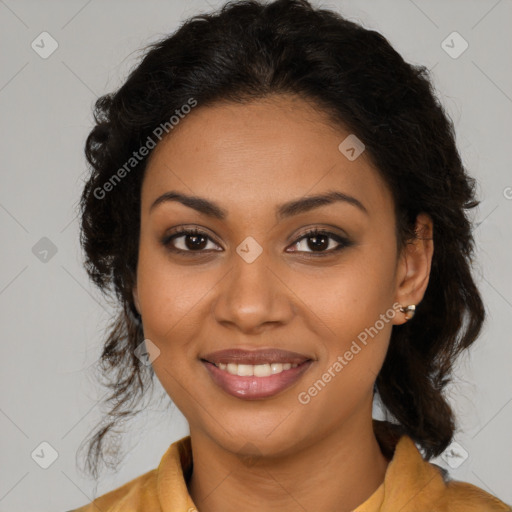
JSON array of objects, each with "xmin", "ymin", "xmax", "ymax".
[
  {"xmin": 288, "ymin": 229, "xmax": 352, "ymax": 256},
  {"xmin": 163, "ymin": 228, "xmax": 221, "ymax": 253}
]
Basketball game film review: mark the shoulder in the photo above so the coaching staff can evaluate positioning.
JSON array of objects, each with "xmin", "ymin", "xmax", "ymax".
[
  {"xmin": 67, "ymin": 436, "xmax": 192, "ymax": 512},
  {"xmin": 426, "ymin": 461, "xmax": 511, "ymax": 511},
  {"xmin": 434, "ymin": 474, "xmax": 512, "ymax": 511},
  {"xmin": 68, "ymin": 468, "xmax": 159, "ymax": 512},
  {"xmin": 373, "ymin": 422, "xmax": 511, "ymax": 511}
]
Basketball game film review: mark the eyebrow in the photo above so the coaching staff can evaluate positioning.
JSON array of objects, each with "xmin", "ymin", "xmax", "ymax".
[{"xmin": 149, "ymin": 189, "xmax": 368, "ymax": 219}]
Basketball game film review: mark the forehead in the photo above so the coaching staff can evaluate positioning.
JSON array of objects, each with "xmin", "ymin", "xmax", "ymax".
[{"xmin": 141, "ymin": 95, "xmax": 393, "ymax": 218}]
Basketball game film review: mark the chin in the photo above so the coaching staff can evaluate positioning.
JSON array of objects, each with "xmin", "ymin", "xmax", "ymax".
[{"xmin": 201, "ymin": 411, "xmax": 310, "ymax": 459}]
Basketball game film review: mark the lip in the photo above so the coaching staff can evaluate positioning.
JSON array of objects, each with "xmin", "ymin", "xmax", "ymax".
[
  {"xmin": 201, "ymin": 348, "xmax": 314, "ymax": 400},
  {"xmin": 201, "ymin": 348, "xmax": 311, "ymax": 365}
]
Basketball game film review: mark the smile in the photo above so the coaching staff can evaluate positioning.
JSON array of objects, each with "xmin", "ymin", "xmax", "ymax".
[{"xmin": 214, "ymin": 362, "xmax": 299, "ymax": 377}]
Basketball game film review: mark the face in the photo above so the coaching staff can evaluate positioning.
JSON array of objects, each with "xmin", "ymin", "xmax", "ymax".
[{"xmin": 132, "ymin": 94, "xmax": 430, "ymax": 457}]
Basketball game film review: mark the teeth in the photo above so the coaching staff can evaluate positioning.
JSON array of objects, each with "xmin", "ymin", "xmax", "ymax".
[{"xmin": 216, "ymin": 362, "xmax": 299, "ymax": 376}]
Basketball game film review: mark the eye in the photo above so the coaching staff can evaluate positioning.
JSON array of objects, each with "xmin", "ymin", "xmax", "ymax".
[
  {"xmin": 287, "ymin": 228, "xmax": 352, "ymax": 256},
  {"xmin": 162, "ymin": 227, "xmax": 221, "ymax": 254}
]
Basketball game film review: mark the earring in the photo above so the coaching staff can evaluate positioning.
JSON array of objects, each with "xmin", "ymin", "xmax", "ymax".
[{"xmin": 399, "ymin": 304, "xmax": 416, "ymax": 320}]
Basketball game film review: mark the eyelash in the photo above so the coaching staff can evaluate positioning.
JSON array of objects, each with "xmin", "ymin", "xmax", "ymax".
[{"xmin": 162, "ymin": 227, "xmax": 352, "ymax": 258}]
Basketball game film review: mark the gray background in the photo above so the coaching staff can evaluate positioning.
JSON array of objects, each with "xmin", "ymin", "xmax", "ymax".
[{"xmin": 0, "ymin": 0, "xmax": 511, "ymax": 509}]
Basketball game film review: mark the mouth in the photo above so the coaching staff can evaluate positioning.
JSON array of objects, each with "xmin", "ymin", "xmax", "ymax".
[{"xmin": 200, "ymin": 348, "xmax": 314, "ymax": 400}]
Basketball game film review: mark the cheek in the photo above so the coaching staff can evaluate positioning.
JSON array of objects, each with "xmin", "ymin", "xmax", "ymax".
[
  {"xmin": 292, "ymin": 246, "xmax": 396, "ymax": 333},
  {"xmin": 135, "ymin": 239, "xmax": 206, "ymax": 336},
  {"xmin": 292, "ymin": 247, "xmax": 396, "ymax": 389},
  {"xmin": 298, "ymin": 314, "xmax": 392, "ymax": 420},
  {"xmin": 345, "ymin": 238, "xmax": 398, "ymax": 314}
]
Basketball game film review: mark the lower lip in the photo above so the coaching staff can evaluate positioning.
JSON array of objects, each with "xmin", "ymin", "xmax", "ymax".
[{"xmin": 202, "ymin": 360, "xmax": 313, "ymax": 400}]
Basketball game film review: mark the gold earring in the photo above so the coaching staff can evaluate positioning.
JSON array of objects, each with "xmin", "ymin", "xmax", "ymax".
[{"xmin": 399, "ymin": 304, "xmax": 416, "ymax": 320}]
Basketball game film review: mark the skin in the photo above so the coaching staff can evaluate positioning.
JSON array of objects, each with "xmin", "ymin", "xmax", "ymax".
[{"xmin": 132, "ymin": 94, "xmax": 434, "ymax": 512}]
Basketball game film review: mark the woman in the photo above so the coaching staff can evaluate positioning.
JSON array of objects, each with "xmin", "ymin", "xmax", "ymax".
[{"xmin": 71, "ymin": 0, "xmax": 511, "ymax": 510}]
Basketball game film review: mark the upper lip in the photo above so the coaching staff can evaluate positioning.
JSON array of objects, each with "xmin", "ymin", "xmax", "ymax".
[{"xmin": 201, "ymin": 348, "xmax": 312, "ymax": 365}]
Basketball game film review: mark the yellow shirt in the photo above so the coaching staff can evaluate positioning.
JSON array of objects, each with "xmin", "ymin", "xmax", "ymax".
[{"xmin": 70, "ymin": 422, "xmax": 511, "ymax": 511}]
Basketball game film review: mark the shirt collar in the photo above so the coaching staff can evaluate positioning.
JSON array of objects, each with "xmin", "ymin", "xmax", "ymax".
[{"xmin": 355, "ymin": 420, "xmax": 447, "ymax": 511}]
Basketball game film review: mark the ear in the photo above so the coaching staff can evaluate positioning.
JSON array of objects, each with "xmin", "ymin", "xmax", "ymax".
[{"xmin": 393, "ymin": 213, "xmax": 434, "ymax": 325}]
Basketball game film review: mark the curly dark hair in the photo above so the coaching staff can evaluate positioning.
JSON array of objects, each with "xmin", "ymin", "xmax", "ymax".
[{"xmin": 77, "ymin": 0, "xmax": 485, "ymax": 480}]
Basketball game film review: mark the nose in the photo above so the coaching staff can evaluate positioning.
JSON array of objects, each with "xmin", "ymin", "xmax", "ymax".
[{"xmin": 211, "ymin": 249, "xmax": 295, "ymax": 334}]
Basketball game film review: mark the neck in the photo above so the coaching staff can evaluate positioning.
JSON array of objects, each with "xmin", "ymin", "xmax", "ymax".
[{"xmin": 188, "ymin": 413, "xmax": 390, "ymax": 512}]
